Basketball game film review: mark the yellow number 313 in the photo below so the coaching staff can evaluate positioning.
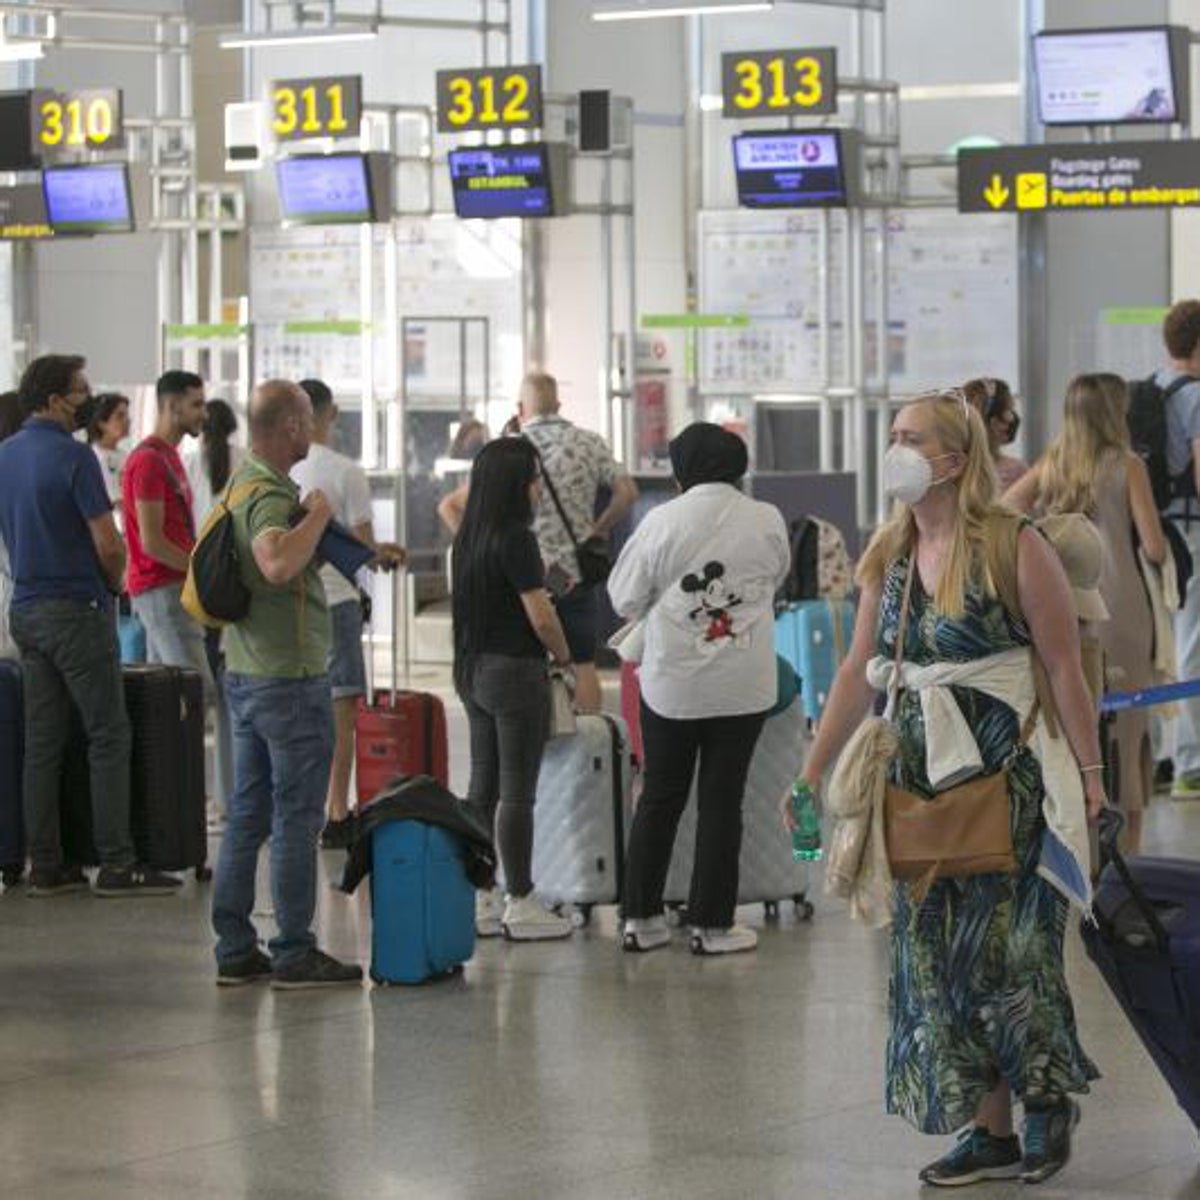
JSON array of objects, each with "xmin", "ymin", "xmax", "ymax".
[{"xmin": 733, "ymin": 56, "xmax": 823, "ymax": 110}]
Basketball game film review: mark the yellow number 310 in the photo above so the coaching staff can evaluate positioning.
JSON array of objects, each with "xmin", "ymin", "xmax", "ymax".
[{"xmin": 40, "ymin": 97, "xmax": 115, "ymax": 147}]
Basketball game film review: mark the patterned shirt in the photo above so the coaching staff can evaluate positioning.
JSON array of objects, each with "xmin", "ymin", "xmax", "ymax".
[{"xmin": 524, "ymin": 416, "xmax": 625, "ymax": 582}]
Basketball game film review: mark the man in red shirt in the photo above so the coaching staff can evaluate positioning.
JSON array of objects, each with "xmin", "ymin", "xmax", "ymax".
[{"xmin": 123, "ymin": 369, "xmax": 213, "ymax": 708}]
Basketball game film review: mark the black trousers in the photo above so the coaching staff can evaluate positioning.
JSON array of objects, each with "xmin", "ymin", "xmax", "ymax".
[{"xmin": 623, "ymin": 700, "xmax": 767, "ymax": 929}]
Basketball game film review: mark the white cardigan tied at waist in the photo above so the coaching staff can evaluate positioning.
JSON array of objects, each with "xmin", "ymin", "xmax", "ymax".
[{"xmin": 865, "ymin": 646, "xmax": 1092, "ymax": 914}]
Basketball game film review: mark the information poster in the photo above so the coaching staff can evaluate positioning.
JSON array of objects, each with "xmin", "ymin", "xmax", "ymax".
[{"xmin": 698, "ymin": 208, "xmax": 1018, "ymax": 394}]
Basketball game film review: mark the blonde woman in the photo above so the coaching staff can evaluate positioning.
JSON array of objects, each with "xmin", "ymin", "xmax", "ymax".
[
  {"xmin": 1006, "ymin": 373, "xmax": 1167, "ymax": 854},
  {"xmin": 799, "ymin": 392, "xmax": 1103, "ymax": 1186},
  {"xmin": 963, "ymin": 377, "xmax": 1027, "ymax": 490}
]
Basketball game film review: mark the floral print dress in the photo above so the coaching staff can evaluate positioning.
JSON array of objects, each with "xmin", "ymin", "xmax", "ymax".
[{"xmin": 879, "ymin": 557, "xmax": 1099, "ymax": 1135}]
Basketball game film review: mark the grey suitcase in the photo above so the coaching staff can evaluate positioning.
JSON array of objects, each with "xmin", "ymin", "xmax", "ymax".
[
  {"xmin": 663, "ymin": 699, "xmax": 814, "ymax": 921},
  {"xmin": 531, "ymin": 713, "xmax": 635, "ymax": 925}
]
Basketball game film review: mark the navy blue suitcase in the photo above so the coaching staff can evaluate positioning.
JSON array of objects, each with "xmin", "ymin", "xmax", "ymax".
[
  {"xmin": 369, "ymin": 820, "xmax": 476, "ymax": 985},
  {"xmin": 1082, "ymin": 812, "xmax": 1200, "ymax": 1131},
  {"xmin": 0, "ymin": 659, "xmax": 24, "ymax": 878}
]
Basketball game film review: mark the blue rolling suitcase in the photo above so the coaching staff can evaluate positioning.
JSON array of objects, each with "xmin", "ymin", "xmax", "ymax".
[
  {"xmin": 774, "ymin": 599, "xmax": 855, "ymax": 724},
  {"xmin": 370, "ymin": 820, "xmax": 476, "ymax": 985},
  {"xmin": 1082, "ymin": 812, "xmax": 1200, "ymax": 1132},
  {"xmin": 0, "ymin": 659, "xmax": 24, "ymax": 880}
]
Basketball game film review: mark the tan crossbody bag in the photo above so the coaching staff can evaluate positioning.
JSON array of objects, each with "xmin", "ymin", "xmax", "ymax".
[{"xmin": 883, "ymin": 560, "xmax": 1024, "ymax": 884}]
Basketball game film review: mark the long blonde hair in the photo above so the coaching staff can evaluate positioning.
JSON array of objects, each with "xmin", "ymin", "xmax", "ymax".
[
  {"xmin": 858, "ymin": 392, "xmax": 1019, "ymax": 618},
  {"xmin": 1036, "ymin": 373, "xmax": 1130, "ymax": 517}
]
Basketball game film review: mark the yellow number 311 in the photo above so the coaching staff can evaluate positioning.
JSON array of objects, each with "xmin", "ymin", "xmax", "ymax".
[{"xmin": 733, "ymin": 56, "xmax": 823, "ymax": 111}]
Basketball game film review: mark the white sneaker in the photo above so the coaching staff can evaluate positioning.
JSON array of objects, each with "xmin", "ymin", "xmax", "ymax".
[
  {"xmin": 690, "ymin": 924, "xmax": 758, "ymax": 956},
  {"xmin": 622, "ymin": 915, "xmax": 671, "ymax": 952},
  {"xmin": 475, "ymin": 887, "xmax": 504, "ymax": 938},
  {"xmin": 501, "ymin": 893, "xmax": 574, "ymax": 942}
]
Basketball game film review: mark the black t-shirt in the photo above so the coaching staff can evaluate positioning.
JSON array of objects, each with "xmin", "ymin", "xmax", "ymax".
[{"xmin": 471, "ymin": 525, "xmax": 545, "ymax": 659}]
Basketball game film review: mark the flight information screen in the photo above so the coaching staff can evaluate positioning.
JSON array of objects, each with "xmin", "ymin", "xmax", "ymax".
[
  {"xmin": 42, "ymin": 164, "xmax": 133, "ymax": 234},
  {"xmin": 449, "ymin": 145, "xmax": 557, "ymax": 219},
  {"xmin": 1035, "ymin": 28, "xmax": 1180, "ymax": 125},
  {"xmin": 275, "ymin": 154, "xmax": 374, "ymax": 224},
  {"xmin": 733, "ymin": 131, "xmax": 849, "ymax": 209}
]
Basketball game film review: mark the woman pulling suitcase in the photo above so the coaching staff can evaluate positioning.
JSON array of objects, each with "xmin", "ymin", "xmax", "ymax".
[
  {"xmin": 452, "ymin": 437, "xmax": 576, "ymax": 941},
  {"xmin": 800, "ymin": 391, "xmax": 1104, "ymax": 1187}
]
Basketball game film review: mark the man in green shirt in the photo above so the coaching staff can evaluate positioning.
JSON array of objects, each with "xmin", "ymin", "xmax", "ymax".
[{"xmin": 211, "ymin": 380, "xmax": 361, "ymax": 989}]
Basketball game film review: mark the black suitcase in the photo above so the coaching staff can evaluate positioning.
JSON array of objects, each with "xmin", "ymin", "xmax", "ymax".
[
  {"xmin": 0, "ymin": 659, "xmax": 24, "ymax": 880},
  {"xmin": 60, "ymin": 665, "xmax": 209, "ymax": 879},
  {"xmin": 1082, "ymin": 810, "xmax": 1200, "ymax": 1132}
]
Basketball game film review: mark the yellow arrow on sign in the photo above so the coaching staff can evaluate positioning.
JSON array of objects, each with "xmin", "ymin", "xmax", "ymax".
[{"xmin": 983, "ymin": 174, "xmax": 1010, "ymax": 209}]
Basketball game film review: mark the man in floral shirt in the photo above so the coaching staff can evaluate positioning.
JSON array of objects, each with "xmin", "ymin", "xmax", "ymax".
[{"xmin": 520, "ymin": 373, "xmax": 638, "ymax": 713}]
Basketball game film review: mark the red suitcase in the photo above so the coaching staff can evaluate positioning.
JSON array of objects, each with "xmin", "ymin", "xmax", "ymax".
[
  {"xmin": 356, "ymin": 691, "xmax": 449, "ymax": 804},
  {"xmin": 355, "ymin": 571, "xmax": 450, "ymax": 806},
  {"xmin": 620, "ymin": 661, "xmax": 644, "ymax": 766}
]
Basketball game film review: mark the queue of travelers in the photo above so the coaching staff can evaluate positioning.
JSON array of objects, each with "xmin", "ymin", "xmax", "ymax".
[{"xmin": 2, "ymin": 299, "xmax": 1200, "ymax": 1184}]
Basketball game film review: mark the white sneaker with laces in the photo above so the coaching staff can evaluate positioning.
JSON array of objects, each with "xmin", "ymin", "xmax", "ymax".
[
  {"xmin": 622, "ymin": 915, "xmax": 671, "ymax": 952},
  {"xmin": 501, "ymin": 893, "xmax": 574, "ymax": 942},
  {"xmin": 475, "ymin": 887, "xmax": 505, "ymax": 938},
  {"xmin": 690, "ymin": 924, "xmax": 758, "ymax": 956}
]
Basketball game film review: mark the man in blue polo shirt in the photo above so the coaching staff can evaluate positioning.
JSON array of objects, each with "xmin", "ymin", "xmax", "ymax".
[{"xmin": 0, "ymin": 355, "xmax": 180, "ymax": 897}]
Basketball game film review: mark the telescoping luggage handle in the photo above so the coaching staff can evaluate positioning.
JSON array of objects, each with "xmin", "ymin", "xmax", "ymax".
[
  {"xmin": 1095, "ymin": 808, "xmax": 1170, "ymax": 955},
  {"xmin": 366, "ymin": 564, "xmax": 410, "ymax": 708}
]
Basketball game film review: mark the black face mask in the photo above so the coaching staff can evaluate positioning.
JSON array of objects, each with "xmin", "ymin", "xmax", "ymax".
[{"xmin": 71, "ymin": 393, "xmax": 99, "ymax": 432}]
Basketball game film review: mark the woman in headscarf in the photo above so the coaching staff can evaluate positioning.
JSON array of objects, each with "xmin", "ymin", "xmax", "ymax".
[{"xmin": 609, "ymin": 422, "xmax": 790, "ymax": 956}]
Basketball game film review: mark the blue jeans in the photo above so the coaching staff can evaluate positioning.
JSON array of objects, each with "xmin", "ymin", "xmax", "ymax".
[{"xmin": 212, "ymin": 673, "xmax": 334, "ymax": 967}]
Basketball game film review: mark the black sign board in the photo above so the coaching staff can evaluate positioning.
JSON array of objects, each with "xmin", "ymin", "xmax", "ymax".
[
  {"xmin": 958, "ymin": 140, "xmax": 1200, "ymax": 213},
  {"xmin": 0, "ymin": 91, "xmax": 38, "ymax": 171},
  {"xmin": 0, "ymin": 183, "xmax": 51, "ymax": 240},
  {"xmin": 436, "ymin": 65, "xmax": 543, "ymax": 134},
  {"xmin": 271, "ymin": 76, "xmax": 362, "ymax": 142},
  {"xmin": 721, "ymin": 48, "xmax": 837, "ymax": 119}
]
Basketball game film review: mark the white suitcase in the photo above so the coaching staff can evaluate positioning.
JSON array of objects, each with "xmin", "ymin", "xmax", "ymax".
[
  {"xmin": 662, "ymin": 699, "xmax": 814, "ymax": 921},
  {"xmin": 531, "ymin": 714, "xmax": 635, "ymax": 924}
]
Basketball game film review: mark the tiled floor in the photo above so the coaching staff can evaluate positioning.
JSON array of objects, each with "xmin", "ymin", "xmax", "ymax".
[{"xmin": 2, "ymin": 674, "xmax": 1199, "ymax": 1199}]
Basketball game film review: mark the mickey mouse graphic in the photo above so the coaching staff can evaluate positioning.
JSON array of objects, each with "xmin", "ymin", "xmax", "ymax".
[{"xmin": 681, "ymin": 561, "xmax": 746, "ymax": 649}]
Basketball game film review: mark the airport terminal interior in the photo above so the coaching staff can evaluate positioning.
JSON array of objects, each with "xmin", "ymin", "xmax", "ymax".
[{"xmin": 4, "ymin": 0, "xmax": 1200, "ymax": 1196}]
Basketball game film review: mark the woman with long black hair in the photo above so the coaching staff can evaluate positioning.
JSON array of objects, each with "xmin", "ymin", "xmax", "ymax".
[
  {"xmin": 453, "ymin": 437, "xmax": 575, "ymax": 942},
  {"xmin": 185, "ymin": 398, "xmax": 244, "ymax": 528}
]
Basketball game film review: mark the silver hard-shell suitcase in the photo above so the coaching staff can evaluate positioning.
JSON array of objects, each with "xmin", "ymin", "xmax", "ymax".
[
  {"xmin": 531, "ymin": 714, "xmax": 635, "ymax": 925},
  {"xmin": 663, "ymin": 699, "xmax": 813, "ymax": 921}
]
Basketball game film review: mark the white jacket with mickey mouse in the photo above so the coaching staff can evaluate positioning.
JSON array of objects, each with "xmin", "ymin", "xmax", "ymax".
[{"xmin": 608, "ymin": 482, "xmax": 790, "ymax": 720}]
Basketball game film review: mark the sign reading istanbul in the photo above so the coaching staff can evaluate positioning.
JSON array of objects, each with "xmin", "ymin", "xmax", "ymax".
[{"xmin": 958, "ymin": 140, "xmax": 1200, "ymax": 213}]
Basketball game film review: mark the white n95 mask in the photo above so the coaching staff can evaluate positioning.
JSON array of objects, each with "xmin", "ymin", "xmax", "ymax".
[{"xmin": 882, "ymin": 444, "xmax": 954, "ymax": 506}]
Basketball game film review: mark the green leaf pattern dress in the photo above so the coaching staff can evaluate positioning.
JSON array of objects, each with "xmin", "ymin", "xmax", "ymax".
[{"xmin": 880, "ymin": 557, "xmax": 1099, "ymax": 1135}]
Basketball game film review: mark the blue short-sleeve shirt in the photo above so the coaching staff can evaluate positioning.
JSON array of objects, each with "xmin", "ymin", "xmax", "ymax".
[{"xmin": 0, "ymin": 417, "xmax": 114, "ymax": 610}]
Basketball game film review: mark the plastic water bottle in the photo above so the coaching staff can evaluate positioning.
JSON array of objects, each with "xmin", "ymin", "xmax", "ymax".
[{"xmin": 791, "ymin": 779, "xmax": 823, "ymax": 862}]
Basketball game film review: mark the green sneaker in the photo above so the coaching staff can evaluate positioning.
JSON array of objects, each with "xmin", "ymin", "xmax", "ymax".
[
  {"xmin": 1171, "ymin": 774, "xmax": 1200, "ymax": 801},
  {"xmin": 918, "ymin": 1127, "xmax": 1022, "ymax": 1188},
  {"xmin": 1021, "ymin": 1098, "xmax": 1079, "ymax": 1185}
]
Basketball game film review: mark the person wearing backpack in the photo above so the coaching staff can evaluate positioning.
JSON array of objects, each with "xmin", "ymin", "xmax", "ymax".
[
  {"xmin": 1133, "ymin": 301, "xmax": 1200, "ymax": 797},
  {"xmin": 209, "ymin": 380, "xmax": 361, "ymax": 990}
]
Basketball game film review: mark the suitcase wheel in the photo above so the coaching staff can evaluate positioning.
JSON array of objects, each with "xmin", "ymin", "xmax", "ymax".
[
  {"xmin": 764, "ymin": 900, "xmax": 780, "ymax": 921},
  {"xmin": 195, "ymin": 865, "xmax": 213, "ymax": 883},
  {"xmin": 574, "ymin": 904, "xmax": 594, "ymax": 929},
  {"xmin": 793, "ymin": 894, "xmax": 814, "ymax": 921}
]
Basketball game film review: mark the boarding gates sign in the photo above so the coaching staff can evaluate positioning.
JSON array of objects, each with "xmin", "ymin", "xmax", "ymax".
[{"xmin": 958, "ymin": 140, "xmax": 1200, "ymax": 213}]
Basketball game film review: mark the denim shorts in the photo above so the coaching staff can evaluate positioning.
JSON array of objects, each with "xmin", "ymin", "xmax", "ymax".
[
  {"xmin": 554, "ymin": 585, "xmax": 597, "ymax": 664},
  {"xmin": 327, "ymin": 599, "xmax": 367, "ymax": 700}
]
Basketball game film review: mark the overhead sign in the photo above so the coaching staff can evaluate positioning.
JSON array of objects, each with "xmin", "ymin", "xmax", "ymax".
[
  {"xmin": 35, "ymin": 89, "xmax": 124, "ymax": 156},
  {"xmin": 271, "ymin": 76, "xmax": 361, "ymax": 142},
  {"xmin": 721, "ymin": 48, "xmax": 837, "ymax": 119},
  {"xmin": 958, "ymin": 140, "xmax": 1200, "ymax": 213},
  {"xmin": 0, "ymin": 183, "xmax": 52, "ymax": 240},
  {"xmin": 436, "ymin": 65, "xmax": 543, "ymax": 134}
]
